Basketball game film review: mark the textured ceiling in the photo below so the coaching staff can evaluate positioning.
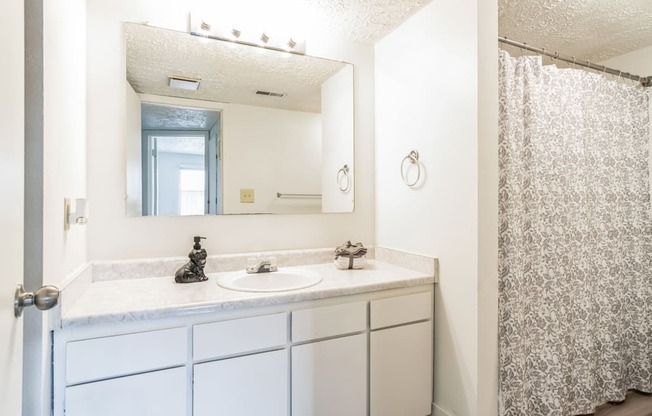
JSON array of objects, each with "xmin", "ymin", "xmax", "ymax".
[
  {"xmin": 141, "ymin": 103, "xmax": 221, "ymax": 130},
  {"xmin": 499, "ymin": 0, "xmax": 652, "ymax": 62},
  {"xmin": 299, "ymin": 0, "xmax": 430, "ymax": 42},
  {"xmin": 126, "ymin": 23, "xmax": 350, "ymax": 113}
]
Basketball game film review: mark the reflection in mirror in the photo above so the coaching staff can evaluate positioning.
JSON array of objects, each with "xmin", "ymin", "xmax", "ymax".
[
  {"xmin": 124, "ymin": 23, "xmax": 354, "ymax": 216},
  {"xmin": 141, "ymin": 103, "xmax": 221, "ymax": 216}
]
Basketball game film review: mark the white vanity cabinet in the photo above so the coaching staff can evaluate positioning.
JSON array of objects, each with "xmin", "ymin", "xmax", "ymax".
[
  {"xmin": 291, "ymin": 302, "xmax": 367, "ymax": 416},
  {"xmin": 65, "ymin": 367, "xmax": 187, "ymax": 416},
  {"xmin": 192, "ymin": 313, "xmax": 288, "ymax": 416},
  {"xmin": 370, "ymin": 292, "xmax": 433, "ymax": 416},
  {"xmin": 61, "ymin": 327, "xmax": 188, "ymax": 416},
  {"xmin": 54, "ymin": 285, "xmax": 434, "ymax": 416},
  {"xmin": 194, "ymin": 350, "xmax": 288, "ymax": 416}
]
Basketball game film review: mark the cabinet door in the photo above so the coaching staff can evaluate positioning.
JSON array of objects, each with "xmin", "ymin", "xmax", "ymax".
[
  {"xmin": 370, "ymin": 321, "xmax": 432, "ymax": 416},
  {"xmin": 65, "ymin": 367, "xmax": 186, "ymax": 416},
  {"xmin": 292, "ymin": 334, "xmax": 367, "ymax": 416},
  {"xmin": 194, "ymin": 349, "xmax": 287, "ymax": 416}
]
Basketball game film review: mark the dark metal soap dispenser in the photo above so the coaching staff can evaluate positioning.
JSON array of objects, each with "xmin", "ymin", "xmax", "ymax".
[{"xmin": 175, "ymin": 236, "xmax": 208, "ymax": 283}]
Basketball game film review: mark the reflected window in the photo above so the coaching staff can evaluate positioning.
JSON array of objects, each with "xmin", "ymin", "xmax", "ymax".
[{"xmin": 178, "ymin": 166, "xmax": 205, "ymax": 216}]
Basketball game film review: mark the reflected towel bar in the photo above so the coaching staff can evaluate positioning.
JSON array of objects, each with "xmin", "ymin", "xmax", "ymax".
[{"xmin": 276, "ymin": 193, "xmax": 322, "ymax": 198}]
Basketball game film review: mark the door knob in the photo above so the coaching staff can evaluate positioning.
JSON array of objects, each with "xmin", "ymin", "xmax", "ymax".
[{"xmin": 14, "ymin": 284, "xmax": 60, "ymax": 317}]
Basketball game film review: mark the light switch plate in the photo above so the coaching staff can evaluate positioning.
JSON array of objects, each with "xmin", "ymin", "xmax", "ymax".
[{"xmin": 240, "ymin": 188, "xmax": 254, "ymax": 203}]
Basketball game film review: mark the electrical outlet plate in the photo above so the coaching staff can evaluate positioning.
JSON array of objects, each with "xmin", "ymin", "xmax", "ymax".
[{"xmin": 240, "ymin": 188, "xmax": 254, "ymax": 203}]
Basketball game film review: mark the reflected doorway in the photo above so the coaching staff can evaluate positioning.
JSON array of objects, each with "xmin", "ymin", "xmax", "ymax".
[{"xmin": 141, "ymin": 104, "xmax": 222, "ymax": 216}]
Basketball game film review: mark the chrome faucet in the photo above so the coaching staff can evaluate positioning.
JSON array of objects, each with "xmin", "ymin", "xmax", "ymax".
[{"xmin": 246, "ymin": 257, "xmax": 278, "ymax": 274}]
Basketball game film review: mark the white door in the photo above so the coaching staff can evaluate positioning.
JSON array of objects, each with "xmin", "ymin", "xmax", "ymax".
[{"xmin": 0, "ymin": 0, "xmax": 25, "ymax": 414}]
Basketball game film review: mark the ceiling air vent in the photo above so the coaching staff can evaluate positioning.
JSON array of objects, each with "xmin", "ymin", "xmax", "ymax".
[
  {"xmin": 254, "ymin": 90, "xmax": 286, "ymax": 98},
  {"xmin": 168, "ymin": 76, "xmax": 201, "ymax": 91}
]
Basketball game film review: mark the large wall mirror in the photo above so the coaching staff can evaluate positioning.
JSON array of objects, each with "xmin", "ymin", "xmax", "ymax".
[{"xmin": 125, "ymin": 22, "xmax": 354, "ymax": 216}]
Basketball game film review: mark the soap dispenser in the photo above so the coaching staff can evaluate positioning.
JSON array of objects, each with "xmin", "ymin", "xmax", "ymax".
[{"xmin": 175, "ymin": 236, "xmax": 209, "ymax": 283}]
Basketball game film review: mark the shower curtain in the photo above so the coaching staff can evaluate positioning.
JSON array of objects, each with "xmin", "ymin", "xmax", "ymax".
[{"xmin": 498, "ymin": 50, "xmax": 652, "ymax": 416}]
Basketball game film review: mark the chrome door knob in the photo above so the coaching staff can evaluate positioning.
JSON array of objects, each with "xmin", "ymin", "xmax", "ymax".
[{"xmin": 14, "ymin": 284, "xmax": 60, "ymax": 317}]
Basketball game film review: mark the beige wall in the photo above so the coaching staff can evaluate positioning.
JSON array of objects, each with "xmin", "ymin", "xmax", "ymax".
[
  {"xmin": 375, "ymin": 0, "xmax": 498, "ymax": 415},
  {"xmin": 86, "ymin": 0, "xmax": 375, "ymax": 261}
]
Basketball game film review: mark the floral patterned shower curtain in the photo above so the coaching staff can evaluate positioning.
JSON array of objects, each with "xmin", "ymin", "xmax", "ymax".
[{"xmin": 498, "ymin": 50, "xmax": 652, "ymax": 416}]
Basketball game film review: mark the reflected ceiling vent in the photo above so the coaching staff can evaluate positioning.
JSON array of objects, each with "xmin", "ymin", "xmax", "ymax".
[
  {"xmin": 254, "ymin": 89, "xmax": 286, "ymax": 98},
  {"xmin": 168, "ymin": 76, "xmax": 201, "ymax": 91}
]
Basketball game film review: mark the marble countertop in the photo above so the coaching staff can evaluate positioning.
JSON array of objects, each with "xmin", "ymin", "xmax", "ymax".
[{"xmin": 60, "ymin": 260, "xmax": 435, "ymax": 328}]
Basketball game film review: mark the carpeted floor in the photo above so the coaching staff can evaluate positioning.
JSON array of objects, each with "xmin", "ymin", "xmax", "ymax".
[{"xmin": 590, "ymin": 391, "xmax": 652, "ymax": 416}]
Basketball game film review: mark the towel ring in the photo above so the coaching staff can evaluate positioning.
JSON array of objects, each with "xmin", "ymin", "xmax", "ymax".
[
  {"xmin": 400, "ymin": 150, "xmax": 421, "ymax": 187},
  {"xmin": 337, "ymin": 164, "xmax": 351, "ymax": 192}
]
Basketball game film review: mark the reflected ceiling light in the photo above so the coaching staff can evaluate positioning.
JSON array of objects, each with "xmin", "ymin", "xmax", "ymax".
[{"xmin": 168, "ymin": 76, "xmax": 201, "ymax": 91}]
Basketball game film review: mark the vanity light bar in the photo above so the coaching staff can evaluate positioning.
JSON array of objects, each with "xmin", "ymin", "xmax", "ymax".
[{"xmin": 189, "ymin": 13, "xmax": 306, "ymax": 55}]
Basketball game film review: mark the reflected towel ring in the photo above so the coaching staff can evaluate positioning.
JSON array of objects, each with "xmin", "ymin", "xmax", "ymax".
[
  {"xmin": 337, "ymin": 164, "xmax": 351, "ymax": 192},
  {"xmin": 400, "ymin": 150, "xmax": 421, "ymax": 187}
]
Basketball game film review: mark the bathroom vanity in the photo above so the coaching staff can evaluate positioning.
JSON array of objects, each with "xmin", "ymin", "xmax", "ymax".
[{"xmin": 52, "ymin": 248, "xmax": 437, "ymax": 416}]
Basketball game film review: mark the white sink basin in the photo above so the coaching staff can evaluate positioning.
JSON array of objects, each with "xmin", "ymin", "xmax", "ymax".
[{"xmin": 216, "ymin": 268, "xmax": 322, "ymax": 293}]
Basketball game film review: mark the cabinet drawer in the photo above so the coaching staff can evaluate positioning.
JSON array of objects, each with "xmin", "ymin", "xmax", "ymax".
[
  {"xmin": 66, "ymin": 327, "xmax": 187, "ymax": 385},
  {"xmin": 370, "ymin": 292, "xmax": 431, "ymax": 330},
  {"xmin": 292, "ymin": 301, "xmax": 367, "ymax": 343},
  {"xmin": 194, "ymin": 313, "xmax": 286, "ymax": 361}
]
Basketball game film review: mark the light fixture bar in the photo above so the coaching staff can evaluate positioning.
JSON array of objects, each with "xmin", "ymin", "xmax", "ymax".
[{"xmin": 189, "ymin": 13, "xmax": 306, "ymax": 55}]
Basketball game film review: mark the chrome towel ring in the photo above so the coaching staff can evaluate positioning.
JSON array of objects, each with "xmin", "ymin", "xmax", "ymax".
[
  {"xmin": 337, "ymin": 164, "xmax": 351, "ymax": 192},
  {"xmin": 400, "ymin": 150, "xmax": 421, "ymax": 187}
]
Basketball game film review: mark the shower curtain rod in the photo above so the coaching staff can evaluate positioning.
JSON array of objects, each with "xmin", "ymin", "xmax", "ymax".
[{"xmin": 498, "ymin": 37, "xmax": 652, "ymax": 87}]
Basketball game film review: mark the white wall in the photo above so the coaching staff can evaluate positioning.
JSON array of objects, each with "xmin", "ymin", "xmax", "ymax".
[
  {"xmin": 322, "ymin": 65, "xmax": 355, "ymax": 213},
  {"xmin": 86, "ymin": 0, "xmax": 375, "ymax": 260},
  {"xmin": 477, "ymin": 0, "xmax": 499, "ymax": 413},
  {"xmin": 222, "ymin": 104, "xmax": 322, "ymax": 214},
  {"xmin": 600, "ymin": 47, "xmax": 652, "ymax": 199},
  {"xmin": 125, "ymin": 84, "xmax": 142, "ymax": 217},
  {"xmin": 43, "ymin": 0, "xmax": 88, "ymax": 285},
  {"xmin": 375, "ymin": 1, "xmax": 498, "ymax": 415}
]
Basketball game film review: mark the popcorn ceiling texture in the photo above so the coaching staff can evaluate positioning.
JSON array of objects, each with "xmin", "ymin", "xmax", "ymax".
[
  {"xmin": 500, "ymin": 0, "xmax": 652, "ymax": 62},
  {"xmin": 141, "ymin": 104, "xmax": 221, "ymax": 130},
  {"xmin": 302, "ymin": 0, "xmax": 429, "ymax": 42}
]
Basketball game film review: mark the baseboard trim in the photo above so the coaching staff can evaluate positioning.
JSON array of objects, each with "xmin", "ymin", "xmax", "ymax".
[{"xmin": 433, "ymin": 402, "xmax": 455, "ymax": 416}]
